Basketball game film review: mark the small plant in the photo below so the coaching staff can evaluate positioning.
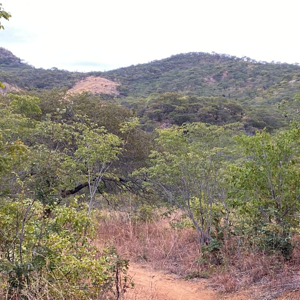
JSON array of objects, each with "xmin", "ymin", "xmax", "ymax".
[
  {"xmin": 201, "ymin": 238, "xmax": 223, "ymax": 266},
  {"xmin": 258, "ymin": 226, "xmax": 294, "ymax": 260},
  {"xmin": 103, "ymin": 246, "xmax": 132, "ymax": 300}
]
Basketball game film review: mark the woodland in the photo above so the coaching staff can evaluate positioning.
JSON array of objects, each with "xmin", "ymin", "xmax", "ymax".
[{"xmin": 1, "ymin": 5, "xmax": 300, "ymax": 299}]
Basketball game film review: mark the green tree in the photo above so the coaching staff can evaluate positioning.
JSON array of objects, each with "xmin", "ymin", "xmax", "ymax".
[
  {"xmin": 0, "ymin": 93, "xmax": 131, "ymax": 298},
  {"xmin": 0, "ymin": 3, "xmax": 10, "ymax": 30},
  {"xmin": 139, "ymin": 123, "xmax": 235, "ymax": 245},
  {"xmin": 0, "ymin": 3, "xmax": 11, "ymax": 88},
  {"xmin": 0, "ymin": 197, "xmax": 130, "ymax": 299},
  {"xmin": 229, "ymin": 126, "xmax": 300, "ymax": 258},
  {"xmin": 74, "ymin": 124, "xmax": 123, "ymax": 214},
  {"xmin": 8, "ymin": 94, "xmax": 42, "ymax": 119}
]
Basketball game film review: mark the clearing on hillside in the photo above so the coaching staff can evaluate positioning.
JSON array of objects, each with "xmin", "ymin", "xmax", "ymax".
[
  {"xmin": 0, "ymin": 82, "xmax": 20, "ymax": 95},
  {"xmin": 67, "ymin": 76, "xmax": 119, "ymax": 96}
]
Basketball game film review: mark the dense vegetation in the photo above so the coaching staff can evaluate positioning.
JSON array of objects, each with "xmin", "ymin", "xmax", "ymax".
[
  {"xmin": 103, "ymin": 52, "xmax": 300, "ymax": 104},
  {"xmin": 0, "ymin": 48, "xmax": 85, "ymax": 90},
  {"xmin": 0, "ymin": 91, "xmax": 145, "ymax": 299},
  {"xmin": 1, "ymin": 38, "xmax": 300, "ymax": 298},
  {"xmin": 2, "ymin": 48, "xmax": 300, "ymax": 106},
  {"xmin": 1, "ymin": 47, "xmax": 299, "ymax": 133}
]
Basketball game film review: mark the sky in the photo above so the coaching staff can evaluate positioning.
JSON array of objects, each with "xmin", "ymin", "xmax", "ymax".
[{"xmin": 1, "ymin": 0, "xmax": 300, "ymax": 72}]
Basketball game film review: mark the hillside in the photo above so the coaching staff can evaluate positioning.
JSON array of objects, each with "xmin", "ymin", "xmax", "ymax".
[
  {"xmin": 1, "ymin": 48, "xmax": 299, "ymax": 132},
  {"xmin": 67, "ymin": 76, "xmax": 120, "ymax": 96},
  {"xmin": 0, "ymin": 47, "xmax": 85, "ymax": 90},
  {"xmin": 1, "ymin": 48, "xmax": 300, "ymax": 104},
  {"xmin": 100, "ymin": 52, "xmax": 300, "ymax": 105},
  {"xmin": 2, "ymin": 48, "xmax": 300, "ymax": 300}
]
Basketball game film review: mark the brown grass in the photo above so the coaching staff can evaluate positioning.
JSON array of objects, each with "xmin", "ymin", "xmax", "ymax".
[
  {"xmin": 95, "ymin": 210, "xmax": 201, "ymax": 277},
  {"xmin": 95, "ymin": 209, "xmax": 300, "ymax": 299}
]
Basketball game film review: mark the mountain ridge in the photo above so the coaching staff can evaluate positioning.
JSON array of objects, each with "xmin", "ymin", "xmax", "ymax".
[{"xmin": 1, "ymin": 47, "xmax": 300, "ymax": 102}]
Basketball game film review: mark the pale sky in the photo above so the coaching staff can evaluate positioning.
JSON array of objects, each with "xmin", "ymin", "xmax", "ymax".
[{"xmin": 1, "ymin": 0, "xmax": 300, "ymax": 72}]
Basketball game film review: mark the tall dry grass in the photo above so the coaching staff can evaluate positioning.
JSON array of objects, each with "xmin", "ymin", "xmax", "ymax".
[
  {"xmin": 95, "ymin": 210, "xmax": 201, "ymax": 277},
  {"xmin": 95, "ymin": 209, "xmax": 300, "ymax": 299}
]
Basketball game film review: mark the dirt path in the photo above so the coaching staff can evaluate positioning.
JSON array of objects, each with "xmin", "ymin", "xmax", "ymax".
[{"xmin": 125, "ymin": 263, "xmax": 248, "ymax": 300}]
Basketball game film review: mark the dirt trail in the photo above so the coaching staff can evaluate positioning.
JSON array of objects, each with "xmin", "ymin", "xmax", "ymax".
[{"xmin": 125, "ymin": 263, "xmax": 247, "ymax": 300}]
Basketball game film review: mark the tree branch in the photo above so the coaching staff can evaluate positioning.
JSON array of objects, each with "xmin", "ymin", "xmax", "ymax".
[{"xmin": 61, "ymin": 175, "xmax": 144, "ymax": 198}]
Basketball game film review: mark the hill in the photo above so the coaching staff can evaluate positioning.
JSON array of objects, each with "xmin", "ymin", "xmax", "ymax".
[
  {"xmin": 1, "ymin": 48, "xmax": 300, "ymax": 104},
  {"xmin": 0, "ymin": 47, "xmax": 85, "ymax": 90},
  {"xmin": 1, "ymin": 48, "xmax": 300, "ymax": 132},
  {"xmin": 99, "ymin": 52, "xmax": 300, "ymax": 105}
]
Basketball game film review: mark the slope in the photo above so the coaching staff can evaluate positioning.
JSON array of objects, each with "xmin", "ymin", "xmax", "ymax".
[
  {"xmin": 100, "ymin": 52, "xmax": 300, "ymax": 105},
  {"xmin": 1, "ymin": 48, "xmax": 300, "ymax": 107}
]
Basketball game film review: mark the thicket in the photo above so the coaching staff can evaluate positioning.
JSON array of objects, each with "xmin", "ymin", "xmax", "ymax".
[
  {"xmin": 0, "ymin": 91, "xmax": 140, "ymax": 299},
  {"xmin": 120, "ymin": 92, "xmax": 286, "ymax": 133},
  {"xmin": 2, "ymin": 48, "xmax": 300, "ymax": 106},
  {"xmin": 0, "ymin": 89, "xmax": 300, "ymax": 298},
  {"xmin": 2, "ymin": 4, "xmax": 300, "ymax": 298}
]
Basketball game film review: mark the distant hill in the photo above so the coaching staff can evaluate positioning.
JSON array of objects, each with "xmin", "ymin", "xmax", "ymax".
[
  {"xmin": 0, "ymin": 47, "xmax": 85, "ymax": 90},
  {"xmin": 99, "ymin": 52, "xmax": 300, "ymax": 105},
  {"xmin": 0, "ymin": 48, "xmax": 22, "ymax": 66},
  {"xmin": 1, "ymin": 48, "xmax": 300, "ymax": 132},
  {"xmin": 1, "ymin": 48, "xmax": 300, "ymax": 104}
]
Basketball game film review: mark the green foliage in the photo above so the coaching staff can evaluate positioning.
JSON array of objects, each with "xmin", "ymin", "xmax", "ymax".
[
  {"xmin": 200, "ymin": 238, "xmax": 223, "ymax": 265},
  {"xmin": 0, "ymin": 198, "xmax": 130, "ymax": 299},
  {"xmin": 0, "ymin": 91, "xmax": 132, "ymax": 298},
  {"xmin": 65, "ymin": 91, "xmax": 154, "ymax": 175},
  {"xmin": 8, "ymin": 94, "xmax": 42, "ymax": 119},
  {"xmin": 0, "ymin": 132, "xmax": 26, "ymax": 174},
  {"xmin": 229, "ymin": 127, "xmax": 300, "ymax": 258},
  {"xmin": 139, "ymin": 122, "xmax": 234, "ymax": 245},
  {"xmin": 75, "ymin": 126, "xmax": 122, "ymax": 168},
  {"xmin": 122, "ymin": 91, "xmax": 285, "ymax": 133},
  {"xmin": 0, "ymin": 3, "xmax": 11, "ymax": 30}
]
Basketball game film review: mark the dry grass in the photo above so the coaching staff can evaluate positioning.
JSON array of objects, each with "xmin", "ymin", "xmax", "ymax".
[
  {"xmin": 95, "ymin": 209, "xmax": 300, "ymax": 299},
  {"xmin": 210, "ymin": 236, "xmax": 300, "ymax": 299},
  {"xmin": 95, "ymin": 210, "xmax": 201, "ymax": 277}
]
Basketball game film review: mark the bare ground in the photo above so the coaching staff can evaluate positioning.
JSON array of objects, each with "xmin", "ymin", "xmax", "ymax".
[
  {"xmin": 0, "ymin": 82, "xmax": 20, "ymax": 95},
  {"xmin": 125, "ymin": 263, "xmax": 300, "ymax": 300},
  {"xmin": 97, "ymin": 211, "xmax": 300, "ymax": 300},
  {"xmin": 125, "ymin": 263, "xmax": 248, "ymax": 300},
  {"xmin": 67, "ymin": 76, "xmax": 119, "ymax": 96}
]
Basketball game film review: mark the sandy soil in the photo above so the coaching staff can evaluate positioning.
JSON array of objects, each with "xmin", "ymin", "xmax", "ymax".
[
  {"xmin": 125, "ymin": 263, "xmax": 248, "ymax": 300},
  {"xmin": 0, "ymin": 82, "xmax": 20, "ymax": 95},
  {"xmin": 67, "ymin": 76, "xmax": 119, "ymax": 96}
]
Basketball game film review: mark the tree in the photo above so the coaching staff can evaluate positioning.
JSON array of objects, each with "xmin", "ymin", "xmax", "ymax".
[
  {"xmin": 0, "ymin": 93, "xmax": 131, "ymax": 298},
  {"xmin": 139, "ymin": 123, "xmax": 235, "ymax": 246},
  {"xmin": 0, "ymin": 3, "xmax": 11, "ymax": 30},
  {"xmin": 0, "ymin": 3, "xmax": 11, "ymax": 88},
  {"xmin": 0, "ymin": 197, "xmax": 130, "ymax": 299},
  {"xmin": 8, "ymin": 94, "xmax": 42, "ymax": 119},
  {"xmin": 229, "ymin": 126, "xmax": 300, "ymax": 258},
  {"xmin": 74, "ymin": 124, "xmax": 123, "ymax": 214}
]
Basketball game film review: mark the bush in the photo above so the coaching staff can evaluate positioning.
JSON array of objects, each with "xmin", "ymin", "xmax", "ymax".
[{"xmin": 0, "ymin": 198, "xmax": 130, "ymax": 299}]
